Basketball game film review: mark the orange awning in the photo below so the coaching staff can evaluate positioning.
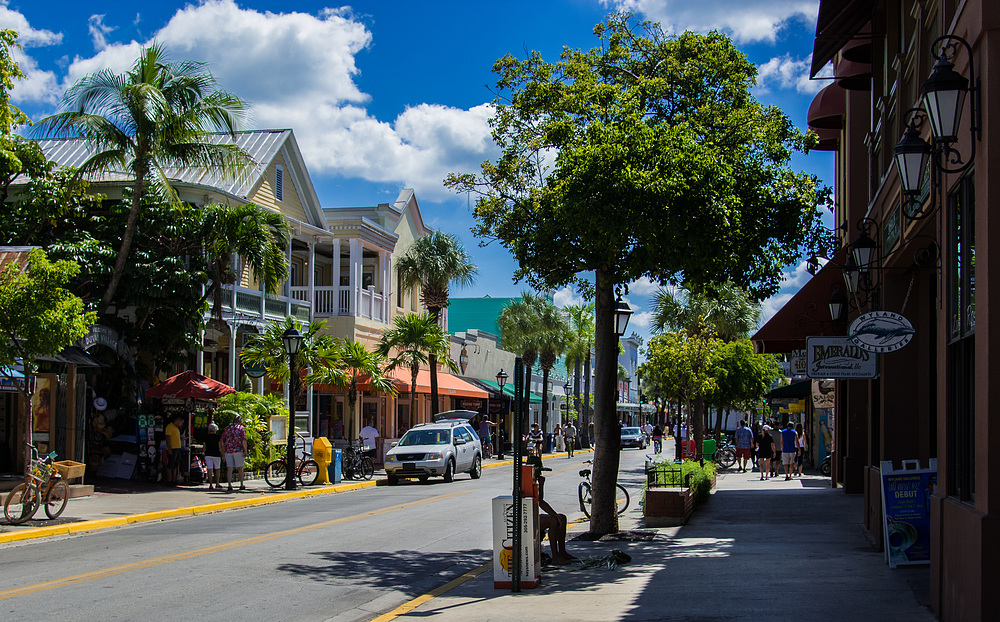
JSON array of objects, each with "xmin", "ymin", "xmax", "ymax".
[
  {"xmin": 752, "ymin": 248, "xmax": 850, "ymax": 354},
  {"xmin": 360, "ymin": 368, "xmax": 489, "ymax": 399}
]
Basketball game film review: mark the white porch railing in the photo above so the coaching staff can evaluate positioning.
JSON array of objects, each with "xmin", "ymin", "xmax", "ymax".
[{"xmin": 287, "ymin": 285, "xmax": 386, "ymax": 322}]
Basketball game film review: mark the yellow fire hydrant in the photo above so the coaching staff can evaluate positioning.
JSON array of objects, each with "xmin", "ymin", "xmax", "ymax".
[{"xmin": 313, "ymin": 437, "xmax": 333, "ymax": 485}]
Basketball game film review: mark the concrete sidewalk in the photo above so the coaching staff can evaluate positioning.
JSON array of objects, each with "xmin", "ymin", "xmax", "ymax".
[{"xmin": 386, "ymin": 467, "xmax": 938, "ymax": 622}]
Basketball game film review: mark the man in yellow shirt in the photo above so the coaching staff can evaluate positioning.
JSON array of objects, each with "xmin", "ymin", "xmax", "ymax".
[{"xmin": 164, "ymin": 414, "xmax": 185, "ymax": 485}]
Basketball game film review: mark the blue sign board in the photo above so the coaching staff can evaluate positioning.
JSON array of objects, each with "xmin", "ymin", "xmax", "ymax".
[{"xmin": 880, "ymin": 459, "xmax": 937, "ymax": 568}]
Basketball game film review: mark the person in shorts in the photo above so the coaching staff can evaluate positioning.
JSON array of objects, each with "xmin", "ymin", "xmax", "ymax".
[
  {"xmin": 221, "ymin": 415, "xmax": 247, "ymax": 491},
  {"xmin": 205, "ymin": 423, "xmax": 223, "ymax": 489},
  {"xmin": 781, "ymin": 421, "xmax": 799, "ymax": 480},
  {"xmin": 479, "ymin": 416, "xmax": 496, "ymax": 457},
  {"xmin": 164, "ymin": 414, "xmax": 185, "ymax": 485},
  {"xmin": 563, "ymin": 420, "xmax": 577, "ymax": 458},
  {"xmin": 734, "ymin": 420, "xmax": 754, "ymax": 473}
]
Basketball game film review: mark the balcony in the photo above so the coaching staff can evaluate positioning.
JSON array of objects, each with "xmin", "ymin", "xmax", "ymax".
[{"xmin": 289, "ymin": 285, "xmax": 387, "ymax": 323}]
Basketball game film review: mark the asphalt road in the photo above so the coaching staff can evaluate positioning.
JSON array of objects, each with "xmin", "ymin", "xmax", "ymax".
[{"xmin": 0, "ymin": 449, "xmax": 654, "ymax": 622}]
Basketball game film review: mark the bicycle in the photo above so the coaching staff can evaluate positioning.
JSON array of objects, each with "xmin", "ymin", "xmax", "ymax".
[
  {"xmin": 577, "ymin": 460, "xmax": 630, "ymax": 519},
  {"xmin": 264, "ymin": 433, "xmax": 319, "ymax": 488},
  {"xmin": 342, "ymin": 438, "xmax": 374, "ymax": 481},
  {"xmin": 4, "ymin": 443, "xmax": 70, "ymax": 524},
  {"xmin": 715, "ymin": 436, "xmax": 737, "ymax": 469}
]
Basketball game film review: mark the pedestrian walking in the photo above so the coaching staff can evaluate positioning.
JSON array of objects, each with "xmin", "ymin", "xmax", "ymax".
[
  {"xmin": 205, "ymin": 423, "xmax": 223, "ymax": 489},
  {"xmin": 554, "ymin": 424, "xmax": 564, "ymax": 452},
  {"xmin": 756, "ymin": 425, "xmax": 775, "ymax": 480},
  {"xmin": 478, "ymin": 416, "xmax": 497, "ymax": 457},
  {"xmin": 769, "ymin": 422, "xmax": 783, "ymax": 477},
  {"xmin": 781, "ymin": 421, "xmax": 798, "ymax": 480},
  {"xmin": 734, "ymin": 420, "xmax": 754, "ymax": 473},
  {"xmin": 164, "ymin": 413, "xmax": 185, "ymax": 485},
  {"xmin": 221, "ymin": 415, "xmax": 247, "ymax": 491},
  {"xmin": 563, "ymin": 420, "xmax": 577, "ymax": 458},
  {"xmin": 795, "ymin": 422, "xmax": 807, "ymax": 476}
]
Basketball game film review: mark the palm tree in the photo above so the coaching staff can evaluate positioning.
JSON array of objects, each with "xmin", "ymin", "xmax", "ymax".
[
  {"xmin": 377, "ymin": 313, "xmax": 457, "ymax": 430},
  {"xmin": 310, "ymin": 340, "xmax": 395, "ymax": 442},
  {"xmin": 240, "ymin": 317, "xmax": 340, "ymax": 418},
  {"xmin": 33, "ymin": 43, "xmax": 254, "ymax": 310},
  {"xmin": 498, "ymin": 293, "xmax": 545, "ymax": 429},
  {"xmin": 564, "ymin": 303, "xmax": 595, "ymax": 447},
  {"xmin": 201, "ymin": 203, "xmax": 289, "ymax": 322},
  {"xmin": 395, "ymin": 231, "xmax": 477, "ymax": 415},
  {"xmin": 535, "ymin": 301, "xmax": 570, "ymax": 439}
]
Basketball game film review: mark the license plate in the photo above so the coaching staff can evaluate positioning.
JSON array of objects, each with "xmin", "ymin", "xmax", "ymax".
[{"xmin": 403, "ymin": 462, "xmax": 416, "ymax": 471}]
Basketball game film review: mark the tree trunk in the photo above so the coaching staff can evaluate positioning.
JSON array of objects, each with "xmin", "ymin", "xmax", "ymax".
[
  {"xmin": 540, "ymin": 366, "xmax": 550, "ymax": 448},
  {"xmin": 714, "ymin": 405, "xmax": 724, "ymax": 436},
  {"xmin": 582, "ymin": 350, "xmax": 592, "ymax": 449},
  {"xmin": 429, "ymin": 307, "xmax": 442, "ymax": 416},
  {"xmin": 573, "ymin": 355, "xmax": 581, "ymax": 446},
  {"xmin": 693, "ymin": 395, "xmax": 705, "ymax": 459},
  {"xmin": 590, "ymin": 268, "xmax": 621, "ymax": 536},
  {"xmin": 410, "ymin": 365, "xmax": 418, "ymax": 431},
  {"xmin": 101, "ymin": 173, "xmax": 146, "ymax": 310}
]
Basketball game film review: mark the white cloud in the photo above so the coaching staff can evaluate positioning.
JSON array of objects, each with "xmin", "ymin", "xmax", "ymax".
[
  {"xmin": 0, "ymin": 2, "xmax": 63, "ymax": 105},
  {"xmin": 632, "ymin": 311, "xmax": 654, "ymax": 329},
  {"xmin": 553, "ymin": 286, "xmax": 585, "ymax": 308},
  {"xmin": 49, "ymin": 0, "xmax": 497, "ymax": 200},
  {"xmin": 777, "ymin": 259, "xmax": 814, "ymax": 291},
  {"xmin": 88, "ymin": 14, "xmax": 116, "ymax": 51},
  {"xmin": 755, "ymin": 54, "xmax": 827, "ymax": 95},
  {"xmin": 628, "ymin": 276, "xmax": 662, "ymax": 296},
  {"xmin": 604, "ymin": 0, "xmax": 818, "ymax": 43},
  {"xmin": 760, "ymin": 291, "xmax": 794, "ymax": 325}
]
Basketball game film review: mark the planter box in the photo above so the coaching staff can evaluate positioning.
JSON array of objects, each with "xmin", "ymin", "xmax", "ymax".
[
  {"xmin": 54, "ymin": 460, "xmax": 86, "ymax": 481},
  {"xmin": 644, "ymin": 487, "xmax": 694, "ymax": 527}
]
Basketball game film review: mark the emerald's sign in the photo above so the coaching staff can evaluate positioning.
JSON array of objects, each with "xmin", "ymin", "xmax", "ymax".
[
  {"xmin": 806, "ymin": 337, "xmax": 877, "ymax": 379},
  {"xmin": 848, "ymin": 311, "xmax": 915, "ymax": 353}
]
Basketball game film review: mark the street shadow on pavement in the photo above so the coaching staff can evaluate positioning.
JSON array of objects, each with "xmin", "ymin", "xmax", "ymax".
[{"xmin": 276, "ymin": 549, "xmax": 492, "ymax": 596}]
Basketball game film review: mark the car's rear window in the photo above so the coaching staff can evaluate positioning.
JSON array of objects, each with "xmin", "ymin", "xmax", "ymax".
[
  {"xmin": 622, "ymin": 428, "xmax": 641, "ymax": 435},
  {"xmin": 398, "ymin": 429, "xmax": 451, "ymax": 446}
]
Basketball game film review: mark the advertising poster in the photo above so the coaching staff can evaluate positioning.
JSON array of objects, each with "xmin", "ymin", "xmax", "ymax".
[
  {"xmin": 880, "ymin": 460, "xmax": 937, "ymax": 568},
  {"xmin": 492, "ymin": 496, "xmax": 540, "ymax": 589},
  {"xmin": 32, "ymin": 374, "xmax": 55, "ymax": 433}
]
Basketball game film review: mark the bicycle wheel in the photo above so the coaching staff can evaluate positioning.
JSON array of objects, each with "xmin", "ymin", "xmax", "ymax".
[
  {"xmin": 298, "ymin": 459, "xmax": 320, "ymax": 486},
  {"xmin": 4, "ymin": 483, "xmax": 38, "ymax": 524},
  {"xmin": 264, "ymin": 460, "xmax": 287, "ymax": 488},
  {"xmin": 615, "ymin": 483, "xmax": 631, "ymax": 515},
  {"xmin": 578, "ymin": 481, "xmax": 593, "ymax": 518},
  {"xmin": 359, "ymin": 456, "xmax": 374, "ymax": 481},
  {"xmin": 718, "ymin": 447, "xmax": 737, "ymax": 469},
  {"xmin": 44, "ymin": 480, "xmax": 70, "ymax": 519}
]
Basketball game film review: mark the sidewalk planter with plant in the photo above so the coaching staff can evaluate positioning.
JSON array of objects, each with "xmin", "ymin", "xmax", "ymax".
[{"xmin": 643, "ymin": 459, "xmax": 716, "ymax": 527}]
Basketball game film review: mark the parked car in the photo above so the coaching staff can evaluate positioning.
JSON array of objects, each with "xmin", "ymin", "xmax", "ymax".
[
  {"xmin": 384, "ymin": 411, "xmax": 483, "ymax": 485},
  {"xmin": 620, "ymin": 426, "xmax": 647, "ymax": 449}
]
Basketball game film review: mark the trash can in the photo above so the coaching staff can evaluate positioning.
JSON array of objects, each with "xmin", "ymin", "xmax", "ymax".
[
  {"xmin": 545, "ymin": 433, "xmax": 553, "ymax": 453},
  {"xmin": 702, "ymin": 438, "xmax": 717, "ymax": 462},
  {"xmin": 313, "ymin": 437, "xmax": 333, "ymax": 485},
  {"xmin": 329, "ymin": 449, "xmax": 342, "ymax": 484}
]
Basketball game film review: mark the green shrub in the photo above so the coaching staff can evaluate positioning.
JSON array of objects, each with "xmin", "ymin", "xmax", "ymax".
[
  {"xmin": 644, "ymin": 456, "xmax": 715, "ymax": 504},
  {"xmin": 214, "ymin": 392, "xmax": 288, "ymax": 471}
]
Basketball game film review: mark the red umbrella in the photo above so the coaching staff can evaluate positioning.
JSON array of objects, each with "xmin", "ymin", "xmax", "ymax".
[{"xmin": 145, "ymin": 371, "xmax": 236, "ymax": 400}]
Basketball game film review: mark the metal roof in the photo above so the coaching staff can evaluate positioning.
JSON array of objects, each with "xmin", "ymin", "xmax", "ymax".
[{"xmin": 35, "ymin": 129, "xmax": 291, "ymax": 199}]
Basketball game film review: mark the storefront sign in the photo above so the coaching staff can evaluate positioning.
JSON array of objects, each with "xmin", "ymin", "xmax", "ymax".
[
  {"xmin": 791, "ymin": 350, "xmax": 807, "ymax": 376},
  {"xmin": 806, "ymin": 337, "xmax": 877, "ymax": 378},
  {"xmin": 812, "ymin": 379, "xmax": 835, "ymax": 409},
  {"xmin": 880, "ymin": 459, "xmax": 937, "ymax": 568},
  {"xmin": 460, "ymin": 398, "xmax": 483, "ymax": 411},
  {"xmin": 848, "ymin": 311, "xmax": 915, "ymax": 353}
]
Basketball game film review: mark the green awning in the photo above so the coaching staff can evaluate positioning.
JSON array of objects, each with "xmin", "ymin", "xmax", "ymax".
[{"xmin": 475, "ymin": 378, "xmax": 543, "ymax": 404}]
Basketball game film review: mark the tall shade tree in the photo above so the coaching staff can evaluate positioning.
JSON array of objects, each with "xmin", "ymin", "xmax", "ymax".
[
  {"xmin": 563, "ymin": 302, "xmax": 595, "ymax": 447},
  {"xmin": 310, "ymin": 340, "xmax": 395, "ymax": 442},
  {"xmin": 447, "ymin": 14, "xmax": 827, "ymax": 534},
  {"xmin": 0, "ymin": 249, "xmax": 96, "ymax": 469},
  {"xmin": 33, "ymin": 43, "xmax": 254, "ymax": 310},
  {"xmin": 377, "ymin": 312, "xmax": 457, "ymax": 430},
  {"xmin": 395, "ymin": 231, "xmax": 477, "ymax": 415}
]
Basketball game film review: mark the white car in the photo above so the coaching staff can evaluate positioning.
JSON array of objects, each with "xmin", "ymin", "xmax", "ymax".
[{"xmin": 384, "ymin": 411, "xmax": 483, "ymax": 485}]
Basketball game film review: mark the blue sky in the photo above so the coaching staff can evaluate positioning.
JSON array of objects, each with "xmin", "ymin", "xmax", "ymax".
[{"xmin": 4, "ymin": 0, "xmax": 833, "ymax": 349}]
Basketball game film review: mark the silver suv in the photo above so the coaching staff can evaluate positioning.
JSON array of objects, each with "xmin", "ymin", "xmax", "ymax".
[{"xmin": 384, "ymin": 411, "xmax": 483, "ymax": 485}]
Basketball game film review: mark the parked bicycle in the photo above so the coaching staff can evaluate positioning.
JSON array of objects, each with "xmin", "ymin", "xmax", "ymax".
[
  {"xmin": 715, "ymin": 435, "xmax": 737, "ymax": 469},
  {"xmin": 577, "ymin": 460, "xmax": 630, "ymax": 518},
  {"xmin": 342, "ymin": 437, "xmax": 374, "ymax": 481},
  {"xmin": 4, "ymin": 443, "xmax": 70, "ymax": 524},
  {"xmin": 264, "ymin": 433, "xmax": 319, "ymax": 488}
]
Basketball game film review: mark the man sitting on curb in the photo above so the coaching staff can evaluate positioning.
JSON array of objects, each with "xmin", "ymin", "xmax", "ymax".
[{"xmin": 532, "ymin": 458, "xmax": 576, "ymax": 565}]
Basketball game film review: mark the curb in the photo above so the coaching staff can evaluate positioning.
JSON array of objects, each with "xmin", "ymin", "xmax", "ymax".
[{"xmin": 1, "ymin": 448, "xmax": 594, "ymax": 545}]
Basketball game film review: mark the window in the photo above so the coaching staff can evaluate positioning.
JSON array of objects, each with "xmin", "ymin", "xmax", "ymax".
[
  {"xmin": 947, "ymin": 174, "xmax": 975, "ymax": 502},
  {"xmin": 397, "ymin": 277, "xmax": 404, "ymax": 308},
  {"xmin": 275, "ymin": 166, "xmax": 284, "ymax": 202}
]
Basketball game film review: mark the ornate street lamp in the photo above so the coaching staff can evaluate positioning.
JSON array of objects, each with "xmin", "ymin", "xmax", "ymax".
[
  {"xmin": 851, "ymin": 228, "xmax": 877, "ymax": 274},
  {"xmin": 496, "ymin": 369, "xmax": 508, "ymax": 460},
  {"xmin": 921, "ymin": 38, "xmax": 974, "ymax": 144},
  {"xmin": 842, "ymin": 254, "xmax": 860, "ymax": 296},
  {"xmin": 893, "ymin": 113, "xmax": 932, "ymax": 197},
  {"xmin": 496, "ymin": 369, "xmax": 508, "ymax": 389},
  {"xmin": 828, "ymin": 287, "xmax": 847, "ymax": 322},
  {"xmin": 613, "ymin": 295, "xmax": 633, "ymax": 337},
  {"xmin": 282, "ymin": 327, "xmax": 303, "ymax": 491}
]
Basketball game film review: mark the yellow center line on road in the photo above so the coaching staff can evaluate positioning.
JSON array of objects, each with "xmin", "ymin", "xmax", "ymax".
[
  {"xmin": 370, "ymin": 561, "xmax": 493, "ymax": 622},
  {"xmin": 0, "ymin": 490, "xmax": 469, "ymax": 601}
]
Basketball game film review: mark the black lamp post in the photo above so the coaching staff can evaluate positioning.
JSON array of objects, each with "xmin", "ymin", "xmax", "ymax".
[
  {"xmin": 496, "ymin": 369, "xmax": 508, "ymax": 460},
  {"xmin": 828, "ymin": 287, "xmax": 847, "ymax": 322},
  {"xmin": 282, "ymin": 327, "xmax": 303, "ymax": 491},
  {"xmin": 613, "ymin": 295, "xmax": 633, "ymax": 337}
]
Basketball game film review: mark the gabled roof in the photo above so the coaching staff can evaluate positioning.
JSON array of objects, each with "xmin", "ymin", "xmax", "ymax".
[
  {"xmin": 0, "ymin": 246, "xmax": 35, "ymax": 273},
  {"xmin": 33, "ymin": 129, "xmax": 328, "ymax": 230}
]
